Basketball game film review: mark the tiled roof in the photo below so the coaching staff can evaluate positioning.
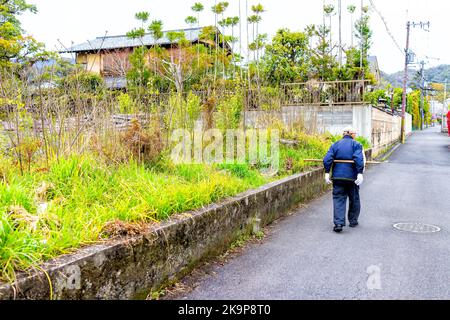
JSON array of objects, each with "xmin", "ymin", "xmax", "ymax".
[{"xmin": 64, "ymin": 27, "xmax": 204, "ymax": 53}]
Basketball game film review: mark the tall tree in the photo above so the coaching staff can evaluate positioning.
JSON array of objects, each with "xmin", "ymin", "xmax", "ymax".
[
  {"xmin": 251, "ymin": 4, "xmax": 264, "ymax": 61},
  {"xmin": 0, "ymin": 0, "xmax": 42, "ymax": 67},
  {"xmin": 191, "ymin": 2, "xmax": 204, "ymax": 24},
  {"xmin": 355, "ymin": 6, "xmax": 372, "ymax": 71},
  {"xmin": 191, "ymin": 2, "xmax": 204, "ymax": 69},
  {"xmin": 148, "ymin": 19, "xmax": 164, "ymax": 82},
  {"xmin": 262, "ymin": 28, "xmax": 310, "ymax": 85},
  {"xmin": 126, "ymin": 12, "xmax": 151, "ymax": 99},
  {"xmin": 347, "ymin": 4, "xmax": 356, "ymax": 47},
  {"xmin": 323, "ymin": 4, "xmax": 335, "ymax": 55},
  {"xmin": 311, "ymin": 25, "xmax": 336, "ymax": 81},
  {"xmin": 228, "ymin": 16, "xmax": 240, "ymax": 76},
  {"xmin": 338, "ymin": 0, "xmax": 342, "ymax": 66}
]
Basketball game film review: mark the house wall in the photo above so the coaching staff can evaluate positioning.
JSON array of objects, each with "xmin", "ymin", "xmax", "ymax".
[
  {"xmin": 75, "ymin": 47, "xmax": 181, "ymax": 77},
  {"xmin": 76, "ymin": 53, "xmax": 102, "ymax": 74}
]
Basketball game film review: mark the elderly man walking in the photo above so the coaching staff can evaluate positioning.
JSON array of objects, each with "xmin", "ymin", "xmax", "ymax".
[{"xmin": 323, "ymin": 127, "xmax": 365, "ymax": 233}]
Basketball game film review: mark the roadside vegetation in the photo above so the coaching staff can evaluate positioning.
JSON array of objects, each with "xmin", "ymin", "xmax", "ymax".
[{"xmin": 0, "ymin": 0, "xmax": 382, "ymax": 283}]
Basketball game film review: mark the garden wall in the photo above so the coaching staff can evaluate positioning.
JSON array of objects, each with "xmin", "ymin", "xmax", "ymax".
[{"xmin": 245, "ymin": 105, "xmax": 412, "ymax": 157}]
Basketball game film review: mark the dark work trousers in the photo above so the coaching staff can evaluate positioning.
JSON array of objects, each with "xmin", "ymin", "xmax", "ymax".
[{"xmin": 332, "ymin": 180, "xmax": 361, "ymax": 226}]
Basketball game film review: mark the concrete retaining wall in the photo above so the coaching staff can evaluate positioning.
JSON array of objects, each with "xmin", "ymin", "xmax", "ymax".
[
  {"xmin": 244, "ymin": 105, "xmax": 412, "ymax": 158},
  {"xmin": 0, "ymin": 168, "xmax": 330, "ymax": 300}
]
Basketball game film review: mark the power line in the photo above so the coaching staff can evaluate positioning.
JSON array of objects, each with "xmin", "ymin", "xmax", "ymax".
[{"xmin": 368, "ymin": 0, "xmax": 403, "ymax": 55}]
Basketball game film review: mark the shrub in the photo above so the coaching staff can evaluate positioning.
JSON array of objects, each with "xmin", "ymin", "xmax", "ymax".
[
  {"xmin": 117, "ymin": 92, "xmax": 135, "ymax": 114},
  {"xmin": 121, "ymin": 119, "xmax": 163, "ymax": 164},
  {"xmin": 215, "ymin": 92, "xmax": 243, "ymax": 131}
]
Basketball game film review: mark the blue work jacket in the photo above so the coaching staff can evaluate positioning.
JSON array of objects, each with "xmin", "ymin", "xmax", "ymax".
[{"xmin": 323, "ymin": 136, "xmax": 365, "ymax": 181}]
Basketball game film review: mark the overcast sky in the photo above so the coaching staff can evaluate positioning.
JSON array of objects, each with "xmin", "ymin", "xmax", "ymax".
[{"xmin": 20, "ymin": 0, "xmax": 450, "ymax": 73}]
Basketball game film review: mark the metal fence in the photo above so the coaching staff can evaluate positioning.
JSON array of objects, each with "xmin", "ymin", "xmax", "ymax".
[{"xmin": 281, "ymin": 80, "xmax": 370, "ymax": 106}]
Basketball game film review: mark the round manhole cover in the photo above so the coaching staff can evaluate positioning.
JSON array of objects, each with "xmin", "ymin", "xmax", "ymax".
[{"xmin": 393, "ymin": 222, "xmax": 441, "ymax": 233}]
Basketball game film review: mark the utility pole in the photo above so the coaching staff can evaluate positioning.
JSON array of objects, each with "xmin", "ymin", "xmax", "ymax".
[
  {"xmin": 400, "ymin": 21, "xmax": 430, "ymax": 143},
  {"xmin": 419, "ymin": 60, "xmax": 425, "ymax": 131},
  {"xmin": 400, "ymin": 21, "xmax": 411, "ymax": 144},
  {"xmin": 338, "ymin": 0, "xmax": 342, "ymax": 67},
  {"xmin": 360, "ymin": 0, "xmax": 364, "ymax": 78}
]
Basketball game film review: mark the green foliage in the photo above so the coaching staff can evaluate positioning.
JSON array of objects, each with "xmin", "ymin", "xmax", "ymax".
[
  {"xmin": 340, "ymin": 47, "xmax": 370, "ymax": 81},
  {"xmin": 310, "ymin": 25, "xmax": 337, "ymax": 81},
  {"xmin": 262, "ymin": 29, "xmax": 310, "ymax": 84},
  {"xmin": 278, "ymin": 132, "xmax": 331, "ymax": 176},
  {"xmin": 212, "ymin": 2, "xmax": 229, "ymax": 15},
  {"xmin": 185, "ymin": 16, "xmax": 198, "ymax": 26},
  {"xmin": 407, "ymin": 90, "xmax": 421, "ymax": 129},
  {"xmin": 0, "ymin": 153, "xmax": 275, "ymax": 282},
  {"xmin": 0, "ymin": 212, "xmax": 46, "ymax": 283},
  {"xmin": 148, "ymin": 20, "xmax": 164, "ymax": 41},
  {"xmin": 126, "ymin": 46, "xmax": 151, "ymax": 99},
  {"xmin": 355, "ymin": 12, "xmax": 373, "ymax": 57},
  {"xmin": 423, "ymin": 97, "xmax": 431, "ymax": 125},
  {"xmin": 135, "ymin": 11, "xmax": 150, "ymax": 23},
  {"xmin": 393, "ymin": 88, "xmax": 404, "ymax": 109},
  {"xmin": 165, "ymin": 92, "xmax": 202, "ymax": 131},
  {"xmin": 59, "ymin": 71, "xmax": 104, "ymax": 93},
  {"xmin": 405, "ymin": 90, "xmax": 432, "ymax": 129},
  {"xmin": 117, "ymin": 92, "xmax": 135, "ymax": 114},
  {"xmin": 126, "ymin": 28, "xmax": 146, "ymax": 40},
  {"xmin": 191, "ymin": 3, "xmax": 204, "ymax": 13},
  {"xmin": 328, "ymin": 134, "xmax": 371, "ymax": 149},
  {"xmin": 364, "ymin": 89, "xmax": 389, "ymax": 106},
  {"xmin": 0, "ymin": 0, "xmax": 44, "ymax": 67},
  {"xmin": 215, "ymin": 92, "xmax": 243, "ymax": 131}
]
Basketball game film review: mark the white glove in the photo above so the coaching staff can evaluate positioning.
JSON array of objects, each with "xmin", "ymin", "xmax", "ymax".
[
  {"xmin": 325, "ymin": 173, "xmax": 332, "ymax": 185},
  {"xmin": 355, "ymin": 174, "xmax": 364, "ymax": 186}
]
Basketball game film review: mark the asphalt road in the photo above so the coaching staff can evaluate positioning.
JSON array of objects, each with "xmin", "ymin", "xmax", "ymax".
[{"xmin": 181, "ymin": 127, "xmax": 450, "ymax": 300}]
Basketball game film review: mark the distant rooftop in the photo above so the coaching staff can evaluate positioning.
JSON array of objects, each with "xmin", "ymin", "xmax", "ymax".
[{"xmin": 63, "ymin": 27, "xmax": 211, "ymax": 53}]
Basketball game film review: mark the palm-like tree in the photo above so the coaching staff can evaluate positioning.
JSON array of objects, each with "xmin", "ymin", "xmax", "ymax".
[
  {"xmin": 338, "ymin": 0, "xmax": 342, "ymax": 66},
  {"xmin": 251, "ymin": 3, "xmax": 264, "ymax": 60},
  {"xmin": 185, "ymin": 16, "xmax": 198, "ymax": 53},
  {"xmin": 323, "ymin": 4, "xmax": 335, "ymax": 55},
  {"xmin": 212, "ymin": 2, "xmax": 229, "ymax": 80},
  {"xmin": 191, "ymin": 2, "xmax": 204, "ymax": 22},
  {"xmin": 348, "ymin": 4, "xmax": 356, "ymax": 47},
  {"xmin": 191, "ymin": 2, "xmax": 204, "ymax": 69},
  {"xmin": 228, "ymin": 16, "xmax": 240, "ymax": 54},
  {"xmin": 247, "ymin": 15, "xmax": 260, "ymax": 63},
  {"xmin": 222, "ymin": 16, "xmax": 240, "ymax": 77},
  {"xmin": 185, "ymin": 16, "xmax": 197, "ymax": 27},
  {"xmin": 149, "ymin": 20, "xmax": 163, "ymax": 44}
]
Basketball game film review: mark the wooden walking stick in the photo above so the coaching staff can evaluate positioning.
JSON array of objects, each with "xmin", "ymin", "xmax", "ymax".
[{"xmin": 303, "ymin": 159, "xmax": 382, "ymax": 164}]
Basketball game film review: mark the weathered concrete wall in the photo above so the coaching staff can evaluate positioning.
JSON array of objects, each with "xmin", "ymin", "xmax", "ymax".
[
  {"xmin": 245, "ymin": 105, "xmax": 412, "ymax": 157},
  {"xmin": 371, "ymin": 107, "xmax": 401, "ymax": 156},
  {"xmin": 371, "ymin": 108, "xmax": 413, "ymax": 156},
  {"xmin": 245, "ymin": 105, "xmax": 372, "ymax": 140},
  {"xmin": 0, "ymin": 168, "xmax": 332, "ymax": 300}
]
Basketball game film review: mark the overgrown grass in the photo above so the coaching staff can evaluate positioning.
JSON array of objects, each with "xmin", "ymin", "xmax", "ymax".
[
  {"xmin": 0, "ymin": 155, "xmax": 273, "ymax": 283},
  {"xmin": 328, "ymin": 134, "xmax": 372, "ymax": 149},
  {"xmin": 0, "ymin": 131, "xmax": 347, "ymax": 283}
]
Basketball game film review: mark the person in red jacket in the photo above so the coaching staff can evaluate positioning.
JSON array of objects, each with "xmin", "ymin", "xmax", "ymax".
[{"xmin": 447, "ymin": 110, "xmax": 450, "ymax": 137}]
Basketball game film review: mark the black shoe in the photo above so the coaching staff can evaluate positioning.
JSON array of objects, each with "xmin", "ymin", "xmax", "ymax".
[
  {"xmin": 333, "ymin": 225, "xmax": 343, "ymax": 233},
  {"xmin": 349, "ymin": 222, "xmax": 359, "ymax": 228}
]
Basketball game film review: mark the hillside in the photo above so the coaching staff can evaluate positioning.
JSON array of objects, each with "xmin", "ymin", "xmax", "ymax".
[{"xmin": 382, "ymin": 64, "xmax": 450, "ymax": 88}]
